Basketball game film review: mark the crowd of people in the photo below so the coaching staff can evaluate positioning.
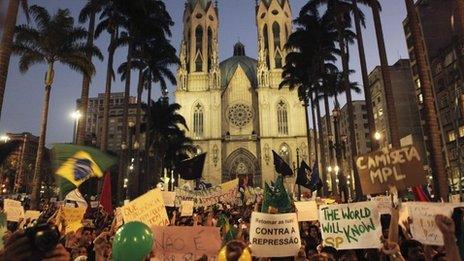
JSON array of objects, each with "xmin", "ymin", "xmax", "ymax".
[{"xmin": 0, "ymin": 193, "xmax": 462, "ymax": 261}]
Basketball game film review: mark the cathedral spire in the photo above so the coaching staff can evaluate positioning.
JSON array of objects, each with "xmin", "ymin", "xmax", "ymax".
[{"xmin": 233, "ymin": 42, "xmax": 246, "ymax": 56}]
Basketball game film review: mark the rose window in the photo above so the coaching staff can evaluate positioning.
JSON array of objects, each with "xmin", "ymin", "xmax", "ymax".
[{"xmin": 227, "ymin": 103, "xmax": 253, "ymax": 128}]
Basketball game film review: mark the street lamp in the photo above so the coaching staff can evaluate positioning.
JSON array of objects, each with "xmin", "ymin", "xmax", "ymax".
[
  {"xmin": 374, "ymin": 131, "xmax": 382, "ymax": 141},
  {"xmin": 70, "ymin": 110, "xmax": 82, "ymax": 143},
  {"xmin": 0, "ymin": 135, "xmax": 10, "ymax": 143}
]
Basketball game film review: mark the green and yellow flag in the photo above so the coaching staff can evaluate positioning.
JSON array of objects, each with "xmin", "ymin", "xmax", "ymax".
[{"xmin": 51, "ymin": 144, "xmax": 117, "ymax": 197}]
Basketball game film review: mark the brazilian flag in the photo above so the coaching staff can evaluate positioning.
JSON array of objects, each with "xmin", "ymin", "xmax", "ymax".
[{"xmin": 51, "ymin": 144, "xmax": 117, "ymax": 197}]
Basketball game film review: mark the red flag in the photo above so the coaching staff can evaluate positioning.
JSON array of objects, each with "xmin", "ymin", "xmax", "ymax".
[
  {"xmin": 99, "ymin": 172, "xmax": 113, "ymax": 214},
  {"xmin": 412, "ymin": 186, "xmax": 429, "ymax": 202}
]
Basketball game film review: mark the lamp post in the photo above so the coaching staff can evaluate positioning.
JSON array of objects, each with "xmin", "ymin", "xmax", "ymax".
[
  {"xmin": 374, "ymin": 131, "xmax": 383, "ymax": 149},
  {"xmin": 332, "ymin": 103, "xmax": 349, "ymax": 202},
  {"xmin": 70, "ymin": 110, "xmax": 82, "ymax": 144},
  {"xmin": 296, "ymin": 148, "xmax": 301, "ymax": 201}
]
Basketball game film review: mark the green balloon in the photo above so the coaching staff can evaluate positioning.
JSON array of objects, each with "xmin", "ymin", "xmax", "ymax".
[{"xmin": 112, "ymin": 221, "xmax": 154, "ymax": 261}]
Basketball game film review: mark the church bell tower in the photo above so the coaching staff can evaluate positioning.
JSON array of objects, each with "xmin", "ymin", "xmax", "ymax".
[
  {"xmin": 255, "ymin": 0, "xmax": 292, "ymax": 88},
  {"xmin": 176, "ymin": 0, "xmax": 222, "ymax": 185},
  {"xmin": 178, "ymin": 0, "xmax": 220, "ymax": 91}
]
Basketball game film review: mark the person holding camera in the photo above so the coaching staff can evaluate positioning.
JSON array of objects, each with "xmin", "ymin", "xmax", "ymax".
[{"xmin": 0, "ymin": 229, "xmax": 70, "ymax": 261}]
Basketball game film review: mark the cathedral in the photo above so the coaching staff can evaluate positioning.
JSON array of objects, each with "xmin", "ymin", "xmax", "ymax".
[{"xmin": 175, "ymin": 0, "xmax": 309, "ymax": 186}]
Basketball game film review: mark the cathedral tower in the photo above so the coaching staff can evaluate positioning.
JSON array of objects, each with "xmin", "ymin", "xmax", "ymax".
[
  {"xmin": 176, "ymin": 0, "xmax": 222, "ymax": 184},
  {"xmin": 255, "ymin": 0, "xmax": 292, "ymax": 88}
]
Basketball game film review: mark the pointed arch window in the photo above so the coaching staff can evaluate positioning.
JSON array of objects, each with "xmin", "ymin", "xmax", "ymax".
[
  {"xmin": 207, "ymin": 27, "xmax": 213, "ymax": 70},
  {"xmin": 275, "ymin": 51, "xmax": 282, "ymax": 68},
  {"xmin": 263, "ymin": 24, "xmax": 270, "ymax": 69},
  {"xmin": 279, "ymin": 143, "xmax": 290, "ymax": 164},
  {"xmin": 277, "ymin": 100, "xmax": 288, "ymax": 135},
  {"xmin": 195, "ymin": 25, "xmax": 203, "ymax": 52},
  {"xmin": 193, "ymin": 103, "xmax": 204, "ymax": 138},
  {"xmin": 272, "ymin": 22, "xmax": 281, "ymax": 50},
  {"xmin": 195, "ymin": 54, "xmax": 203, "ymax": 72}
]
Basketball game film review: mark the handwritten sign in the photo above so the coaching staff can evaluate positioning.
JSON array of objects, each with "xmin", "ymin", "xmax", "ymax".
[
  {"xmin": 319, "ymin": 202, "xmax": 381, "ymax": 250},
  {"xmin": 121, "ymin": 189, "xmax": 169, "ymax": 227},
  {"xmin": 295, "ymin": 201, "xmax": 319, "ymax": 221},
  {"xmin": 175, "ymin": 179, "xmax": 238, "ymax": 207},
  {"xmin": 355, "ymin": 146, "xmax": 426, "ymax": 195},
  {"xmin": 4, "ymin": 199, "xmax": 24, "ymax": 222},
  {"xmin": 162, "ymin": 191, "xmax": 176, "ymax": 207},
  {"xmin": 370, "ymin": 196, "xmax": 392, "ymax": 215},
  {"xmin": 151, "ymin": 226, "xmax": 221, "ymax": 260},
  {"xmin": 180, "ymin": 201, "xmax": 194, "ymax": 217},
  {"xmin": 407, "ymin": 202, "xmax": 456, "ymax": 245},
  {"xmin": 249, "ymin": 212, "xmax": 301, "ymax": 257},
  {"xmin": 61, "ymin": 207, "xmax": 86, "ymax": 233}
]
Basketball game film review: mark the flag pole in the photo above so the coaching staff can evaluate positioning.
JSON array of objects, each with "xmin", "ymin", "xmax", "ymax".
[{"xmin": 297, "ymin": 148, "xmax": 301, "ymax": 201}]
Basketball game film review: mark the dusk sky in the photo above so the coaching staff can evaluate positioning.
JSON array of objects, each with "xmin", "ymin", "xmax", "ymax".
[{"xmin": 0, "ymin": 0, "xmax": 409, "ymax": 145}]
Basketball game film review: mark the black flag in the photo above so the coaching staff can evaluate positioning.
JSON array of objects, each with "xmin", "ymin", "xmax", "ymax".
[
  {"xmin": 272, "ymin": 150, "xmax": 293, "ymax": 177},
  {"xmin": 296, "ymin": 160, "xmax": 312, "ymax": 189},
  {"xmin": 177, "ymin": 153, "xmax": 206, "ymax": 180}
]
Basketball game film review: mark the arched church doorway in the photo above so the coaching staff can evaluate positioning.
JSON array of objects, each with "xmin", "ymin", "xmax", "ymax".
[{"xmin": 223, "ymin": 148, "xmax": 261, "ymax": 187}]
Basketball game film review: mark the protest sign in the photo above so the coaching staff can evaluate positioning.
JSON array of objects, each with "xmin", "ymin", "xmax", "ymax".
[
  {"xmin": 175, "ymin": 179, "xmax": 238, "ymax": 207},
  {"xmin": 180, "ymin": 200, "xmax": 194, "ymax": 217},
  {"xmin": 319, "ymin": 202, "xmax": 381, "ymax": 250},
  {"xmin": 61, "ymin": 207, "xmax": 86, "ymax": 233},
  {"xmin": 121, "ymin": 189, "xmax": 169, "ymax": 227},
  {"xmin": 370, "ymin": 196, "xmax": 392, "ymax": 215},
  {"xmin": 355, "ymin": 146, "xmax": 426, "ymax": 195},
  {"xmin": 24, "ymin": 210, "xmax": 41, "ymax": 221},
  {"xmin": 407, "ymin": 202, "xmax": 456, "ymax": 245},
  {"xmin": 4, "ymin": 199, "xmax": 24, "ymax": 222},
  {"xmin": 151, "ymin": 226, "xmax": 221, "ymax": 260},
  {"xmin": 295, "ymin": 201, "xmax": 318, "ymax": 221},
  {"xmin": 249, "ymin": 212, "xmax": 301, "ymax": 257},
  {"xmin": 162, "ymin": 191, "xmax": 176, "ymax": 207}
]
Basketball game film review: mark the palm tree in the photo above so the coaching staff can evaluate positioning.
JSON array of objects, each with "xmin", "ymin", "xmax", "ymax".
[
  {"xmin": 361, "ymin": 0, "xmax": 400, "ymax": 148},
  {"xmin": 94, "ymin": 0, "xmax": 124, "ymax": 152},
  {"xmin": 76, "ymin": 0, "xmax": 103, "ymax": 145},
  {"xmin": 0, "ymin": 0, "xmax": 28, "ymax": 121},
  {"xmin": 146, "ymin": 99, "xmax": 189, "ymax": 189},
  {"xmin": 309, "ymin": 0, "xmax": 362, "ymax": 198},
  {"xmin": 12, "ymin": 5, "xmax": 102, "ymax": 208},
  {"xmin": 404, "ymin": 0, "xmax": 448, "ymax": 200}
]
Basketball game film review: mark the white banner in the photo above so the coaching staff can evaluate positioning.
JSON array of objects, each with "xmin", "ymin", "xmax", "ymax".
[
  {"xmin": 175, "ymin": 179, "xmax": 238, "ymax": 207},
  {"xmin": 249, "ymin": 212, "xmax": 301, "ymax": 257},
  {"xmin": 319, "ymin": 202, "xmax": 381, "ymax": 250}
]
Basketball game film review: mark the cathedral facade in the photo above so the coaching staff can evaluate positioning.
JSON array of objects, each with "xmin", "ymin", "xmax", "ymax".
[{"xmin": 175, "ymin": 0, "xmax": 309, "ymax": 186}]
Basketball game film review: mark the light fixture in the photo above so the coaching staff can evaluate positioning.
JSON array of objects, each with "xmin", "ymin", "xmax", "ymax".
[
  {"xmin": 327, "ymin": 166, "xmax": 332, "ymax": 172},
  {"xmin": 0, "ymin": 135, "xmax": 10, "ymax": 143},
  {"xmin": 374, "ymin": 131, "xmax": 382, "ymax": 141},
  {"xmin": 70, "ymin": 110, "xmax": 82, "ymax": 120},
  {"xmin": 334, "ymin": 165, "xmax": 340, "ymax": 173}
]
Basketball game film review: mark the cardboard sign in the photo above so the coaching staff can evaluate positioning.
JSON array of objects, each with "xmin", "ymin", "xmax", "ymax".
[
  {"xmin": 151, "ymin": 226, "xmax": 221, "ymax": 260},
  {"xmin": 370, "ymin": 196, "xmax": 392, "ymax": 215},
  {"xmin": 24, "ymin": 210, "xmax": 41, "ymax": 221},
  {"xmin": 249, "ymin": 212, "xmax": 301, "ymax": 257},
  {"xmin": 319, "ymin": 202, "xmax": 381, "ymax": 250},
  {"xmin": 121, "ymin": 189, "xmax": 169, "ymax": 227},
  {"xmin": 4, "ymin": 199, "xmax": 24, "ymax": 222},
  {"xmin": 175, "ymin": 179, "xmax": 238, "ymax": 207},
  {"xmin": 61, "ymin": 207, "xmax": 86, "ymax": 233},
  {"xmin": 180, "ymin": 201, "xmax": 194, "ymax": 217},
  {"xmin": 407, "ymin": 202, "xmax": 456, "ymax": 245},
  {"xmin": 355, "ymin": 146, "xmax": 426, "ymax": 195},
  {"xmin": 162, "ymin": 191, "xmax": 176, "ymax": 207},
  {"xmin": 295, "ymin": 201, "xmax": 319, "ymax": 221}
]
